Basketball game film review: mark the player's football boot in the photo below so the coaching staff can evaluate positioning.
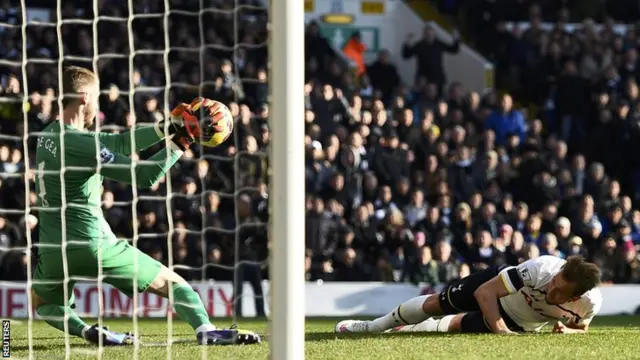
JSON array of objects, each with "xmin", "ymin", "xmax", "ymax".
[
  {"xmin": 335, "ymin": 320, "xmax": 373, "ymax": 333},
  {"xmin": 196, "ymin": 324, "xmax": 261, "ymax": 345},
  {"xmin": 82, "ymin": 324, "xmax": 137, "ymax": 346}
]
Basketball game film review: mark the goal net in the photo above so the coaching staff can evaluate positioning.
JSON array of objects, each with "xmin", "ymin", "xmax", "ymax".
[{"xmin": 0, "ymin": 0, "xmax": 278, "ymax": 358}]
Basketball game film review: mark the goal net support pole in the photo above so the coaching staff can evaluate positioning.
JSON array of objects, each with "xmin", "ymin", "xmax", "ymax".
[{"xmin": 268, "ymin": 0, "xmax": 305, "ymax": 358}]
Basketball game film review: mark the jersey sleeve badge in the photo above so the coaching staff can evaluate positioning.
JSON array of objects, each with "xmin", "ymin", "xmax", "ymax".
[
  {"xmin": 100, "ymin": 148, "xmax": 115, "ymax": 164},
  {"xmin": 519, "ymin": 267, "xmax": 532, "ymax": 282}
]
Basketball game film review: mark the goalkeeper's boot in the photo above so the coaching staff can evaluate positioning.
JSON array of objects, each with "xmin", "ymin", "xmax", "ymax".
[
  {"xmin": 197, "ymin": 324, "xmax": 261, "ymax": 345},
  {"xmin": 82, "ymin": 324, "xmax": 137, "ymax": 346}
]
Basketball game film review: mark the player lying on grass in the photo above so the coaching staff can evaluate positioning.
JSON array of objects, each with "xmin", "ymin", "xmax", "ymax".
[
  {"xmin": 337, "ymin": 255, "xmax": 601, "ymax": 335},
  {"xmin": 31, "ymin": 66, "xmax": 258, "ymax": 346}
]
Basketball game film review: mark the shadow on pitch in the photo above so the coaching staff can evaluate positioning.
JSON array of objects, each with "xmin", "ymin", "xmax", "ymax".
[
  {"xmin": 11, "ymin": 333, "xmax": 196, "ymax": 352},
  {"xmin": 12, "ymin": 333, "xmax": 194, "ymax": 341},
  {"xmin": 11, "ymin": 339, "xmax": 198, "ymax": 353},
  {"xmin": 11, "ymin": 343, "xmax": 98, "ymax": 352}
]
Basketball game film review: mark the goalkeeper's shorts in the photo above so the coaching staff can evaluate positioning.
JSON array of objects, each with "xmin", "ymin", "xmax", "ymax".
[{"xmin": 32, "ymin": 240, "xmax": 163, "ymax": 306}]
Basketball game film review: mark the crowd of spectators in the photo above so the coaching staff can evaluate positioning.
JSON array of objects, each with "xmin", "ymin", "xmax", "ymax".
[{"xmin": 0, "ymin": 0, "xmax": 640, "ymax": 299}]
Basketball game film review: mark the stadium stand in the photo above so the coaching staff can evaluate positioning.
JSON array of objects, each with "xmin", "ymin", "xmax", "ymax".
[{"xmin": 1, "ymin": 0, "xmax": 640, "ymax": 289}]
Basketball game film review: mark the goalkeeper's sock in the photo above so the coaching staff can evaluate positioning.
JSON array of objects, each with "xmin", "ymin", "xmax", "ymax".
[
  {"xmin": 172, "ymin": 283, "xmax": 216, "ymax": 332},
  {"xmin": 370, "ymin": 295, "xmax": 431, "ymax": 331},
  {"xmin": 36, "ymin": 304, "xmax": 90, "ymax": 338}
]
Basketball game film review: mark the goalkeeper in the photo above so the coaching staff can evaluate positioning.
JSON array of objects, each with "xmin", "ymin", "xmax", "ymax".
[{"xmin": 31, "ymin": 66, "xmax": 259, "ymax": 346}]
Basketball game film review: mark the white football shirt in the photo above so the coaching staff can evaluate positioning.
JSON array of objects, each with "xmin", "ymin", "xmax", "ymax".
[{"xmin": 498, "ymin": 256, "xmax": 602, "ymax": 332}]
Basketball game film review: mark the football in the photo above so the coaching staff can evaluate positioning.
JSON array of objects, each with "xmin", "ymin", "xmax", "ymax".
[{"xmin": 190, "ymin": 97, "xmax": 234, "ymax": 147}]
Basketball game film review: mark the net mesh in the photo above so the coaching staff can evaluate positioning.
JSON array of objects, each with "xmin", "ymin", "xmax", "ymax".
[{"xmin": 0, "ymin": 0, "xmax": 269, "ymax": 358}]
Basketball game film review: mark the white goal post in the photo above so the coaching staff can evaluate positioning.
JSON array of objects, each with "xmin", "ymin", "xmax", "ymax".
[{"xmin": 268, "ymin": 0, "xmax": 306, "ymax": 358}]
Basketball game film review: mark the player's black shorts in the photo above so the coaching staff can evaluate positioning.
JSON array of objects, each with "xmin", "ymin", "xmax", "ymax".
[{"xmin": 438, "ymin": 265, "xmax": 524, "ymax": 333}]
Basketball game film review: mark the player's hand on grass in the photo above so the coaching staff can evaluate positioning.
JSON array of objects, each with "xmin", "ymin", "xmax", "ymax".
[{"xmin": 552, "ymin": 321, "xmax": 568, "ymax": 334}]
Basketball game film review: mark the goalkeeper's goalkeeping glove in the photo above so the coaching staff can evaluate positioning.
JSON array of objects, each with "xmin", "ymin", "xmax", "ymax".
[
  {"xmin": 169, "ymin": 98, "xmax": 226, "ymax": 151},
  {"xmin": 158, "ymin": 102, "xmax": 191, "ymax": 136},
  {"xmin": 169, "ymin": 101, "xmax": 199, "ymax": 151}
]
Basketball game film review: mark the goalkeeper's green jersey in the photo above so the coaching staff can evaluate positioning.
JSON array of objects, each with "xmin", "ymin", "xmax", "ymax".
[{"xmin": 35, "ymin": 121, "xmax": 182, "ymax": 254}]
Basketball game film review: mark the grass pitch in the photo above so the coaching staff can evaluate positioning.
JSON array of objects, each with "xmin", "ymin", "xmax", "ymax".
[{"xmin": 8, "ymin": 316, "xmax": 640, "ymax": 359}]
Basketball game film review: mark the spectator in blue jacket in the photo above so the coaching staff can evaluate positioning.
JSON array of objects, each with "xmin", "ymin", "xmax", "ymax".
[{"xmin": 484, "ymin": 94, "xmax": 526, "ymax": 146}]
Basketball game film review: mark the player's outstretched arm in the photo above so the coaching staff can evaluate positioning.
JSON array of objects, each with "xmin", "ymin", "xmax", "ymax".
[
  {"xmin": 474, "ymin": 275, "xmax": 516, "ymax": 334},
  {"xmin": 99, "ymin": 143, "xmax": 183, "ymax": 188},
  {"xmin": 68, "ymin": 102, "xmax": 220, "ymax": 188},
  {"xmin": 67, "ymin": 131, "xmax": 190, "ymax": 189},
  {"xmin": 93, "ymin": 125, "xmax": 164, "ymax": 156},
  {"xmin": 67, "ymin": 138, "xmax": 183, "ymax": 188},
  {"xmin": 92, "ymin": 103, "xmax": 192, "ymax": 156}
]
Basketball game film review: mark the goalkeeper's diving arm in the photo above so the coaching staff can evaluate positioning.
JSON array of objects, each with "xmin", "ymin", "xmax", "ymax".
[
  {"xmin": 99, "ymin": 142, "xmax": 183, "ymax": 189},
  {"xmin": 94, "ymin": 123, "xmax": 168, "ymax": 156},
  {"xmin": 92, "ymin": 101, "xmax": 205, "ymax": 187}
]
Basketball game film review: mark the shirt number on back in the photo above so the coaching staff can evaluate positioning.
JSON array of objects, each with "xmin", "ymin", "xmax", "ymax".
[{"xmin": 37, "ymin": 161, "xmax": 49, "ymax": 207}]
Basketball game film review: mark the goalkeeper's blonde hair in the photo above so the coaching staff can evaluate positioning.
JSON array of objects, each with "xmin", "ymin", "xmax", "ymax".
[{"xmin": 61, "ymin": 66, "xmax": 97, "ymax": 107}]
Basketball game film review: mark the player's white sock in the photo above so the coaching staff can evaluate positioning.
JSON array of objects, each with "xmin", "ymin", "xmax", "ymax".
[
  {"xmin": 421, "ymin": 315, "xmax": 455, "ymax": 332},
  {"xmin": 435, "ymin": 315, "xmax": 455, "ymax": 332},
  {"xmin": 195, "ymin": 324, "xmax": 217, "ymax": 334},
  {"xmin": 394, "ymin": 315, "xmax": 455, "ymax": 333},
  {"xmin": 370, "ymin": 295, "xmax": 431, "ymax": 331}
]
